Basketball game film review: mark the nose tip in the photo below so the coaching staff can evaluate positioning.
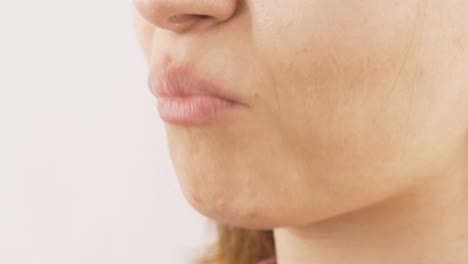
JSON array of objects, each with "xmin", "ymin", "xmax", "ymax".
[{"xmin": 132, "ymin": 0, "xmax": 238, "ymax": 33}]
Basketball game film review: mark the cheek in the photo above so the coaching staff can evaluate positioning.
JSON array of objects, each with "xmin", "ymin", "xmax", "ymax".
[
  {"xmin": 250, "ymin": 0, "xmax": 423, "ymax": 97},
  {"xmin": 243, "ymin": 0, "xmax": 440, "ymax": 208},
  {"xmin": 248, "ymin": 0, "xmax": 427, "ymax": 143}
]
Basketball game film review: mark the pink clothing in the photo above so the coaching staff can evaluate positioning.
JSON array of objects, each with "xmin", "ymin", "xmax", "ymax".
[{"xmin": 208, "ymin": 256, "xmax": 276, "ymax": 264}]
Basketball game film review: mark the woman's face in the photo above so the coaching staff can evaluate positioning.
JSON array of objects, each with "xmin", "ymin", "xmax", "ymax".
[{"xmin": 133, "ymin": 0, "xmax": 468, "ymax": 229}]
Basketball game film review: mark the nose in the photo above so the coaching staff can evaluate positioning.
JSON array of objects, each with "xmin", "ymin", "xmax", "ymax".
[{"xmin": 132, "ymin": 0, "xmax": 238, "ymax": 33}]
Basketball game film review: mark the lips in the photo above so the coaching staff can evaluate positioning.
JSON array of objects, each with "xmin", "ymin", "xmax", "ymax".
[{"xmin": 148, "ymin": 65, "xmax": 246, "ymax": 125}]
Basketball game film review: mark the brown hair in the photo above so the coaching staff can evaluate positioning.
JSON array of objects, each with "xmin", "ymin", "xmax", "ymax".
[{"xmin": 198, "ymin": 223, "xmax": 275, "ymax": 264}]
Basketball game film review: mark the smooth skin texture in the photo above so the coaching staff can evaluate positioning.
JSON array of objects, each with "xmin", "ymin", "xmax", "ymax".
[{"xmin": 133, "ymin": 0, "xmax": 468, "ymax": 263}]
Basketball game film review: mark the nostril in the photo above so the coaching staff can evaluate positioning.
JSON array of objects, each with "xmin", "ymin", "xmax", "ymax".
[
  {"xmin": 133, "ymin": 0, "xmax": 238, "ymax": 33},
  {"xmin": 168, "ymin": 14, "xmax": 210, "ymax": 25},
  {"xmin": 168, "ymin": 14, "xmax": 190, "ymax": 24}
]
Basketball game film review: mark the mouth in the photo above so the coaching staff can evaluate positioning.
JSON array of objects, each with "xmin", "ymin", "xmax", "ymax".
[{"xmin": 148, "ymin": 64, "xmax": 248, "ymax": 126}]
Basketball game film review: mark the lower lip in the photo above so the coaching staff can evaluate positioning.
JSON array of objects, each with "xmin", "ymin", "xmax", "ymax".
[{"xmin": 156, "ymin": 95, "xmax": 238, "ymax": 125}]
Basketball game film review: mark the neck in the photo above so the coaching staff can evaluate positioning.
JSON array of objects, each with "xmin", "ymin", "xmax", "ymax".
[{"xmin": 274, "ymin": 154, "xmax": 468, "ymax": 264}]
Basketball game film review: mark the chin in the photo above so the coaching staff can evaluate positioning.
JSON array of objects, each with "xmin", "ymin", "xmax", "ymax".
[
  {"xmin": 192, "ymin": 203, "xmax": 279, "ymax": 230},
  {"xmin": 176, "ymin": 177, "xmax": 277, "ymax": 229}
]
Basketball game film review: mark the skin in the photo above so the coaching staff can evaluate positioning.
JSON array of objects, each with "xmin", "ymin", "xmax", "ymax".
[{"xmin": 132, "ymin": 0, "xmax": 468, "ymax": 263}]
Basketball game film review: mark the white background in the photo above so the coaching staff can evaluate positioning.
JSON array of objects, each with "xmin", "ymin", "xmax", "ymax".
[{"xmin": 0, "ymin": 1, "xmax": 214, "ymax": 263}]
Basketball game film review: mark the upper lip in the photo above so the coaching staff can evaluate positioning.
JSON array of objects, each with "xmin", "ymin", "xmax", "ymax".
[{"xmin": 148, "ymin": 64, "xmax": 246, "ymax": 105}]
